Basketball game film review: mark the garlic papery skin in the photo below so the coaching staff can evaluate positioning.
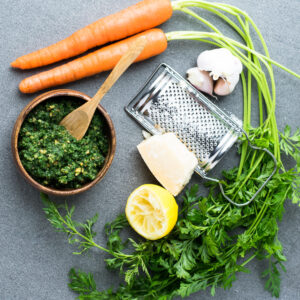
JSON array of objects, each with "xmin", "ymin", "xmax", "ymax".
[
  {"xmin": 214, "ymin": 73, "xmax": 240, "ymax": 96},
  {"xmin": 186, "ymin": 67, "xmax": 214, "ymax": 95},
  {"xmin": 197, "ymin": 48, "xmax": 242, "ymax": 95}
]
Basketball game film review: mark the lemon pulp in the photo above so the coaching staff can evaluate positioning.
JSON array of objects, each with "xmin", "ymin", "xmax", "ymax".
[{"xmin": 125, "ymin": 184, "xmax": 178, "ymax": 240}]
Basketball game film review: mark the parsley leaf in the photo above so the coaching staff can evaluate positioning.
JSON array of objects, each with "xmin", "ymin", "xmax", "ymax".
[{"xmin": 262, "ymin": 258, "xmax": 286, "ymax": 298}]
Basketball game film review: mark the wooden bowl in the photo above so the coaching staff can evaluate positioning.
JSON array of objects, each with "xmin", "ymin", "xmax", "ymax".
[{"xmin": 12, "ymin": 89, "xmax": 116, "ymax": 196}]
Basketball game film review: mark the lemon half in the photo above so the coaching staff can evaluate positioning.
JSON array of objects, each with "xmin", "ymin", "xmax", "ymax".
[{"xmin": 125, "ymin": 184, "xmax": 178, "ymax": 240}]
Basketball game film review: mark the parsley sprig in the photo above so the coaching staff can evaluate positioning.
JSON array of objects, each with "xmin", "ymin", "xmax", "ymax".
[
  {"xmin": 43, "ymin": 142, "xmax": 299, "ymax": 298},
  {"xmin": 41, "ymin": 194, "xmax": 150, "ymax": 286},
  {"xmin": 280, "ymin": 126, "xmax": 300, "ymax": 205}
]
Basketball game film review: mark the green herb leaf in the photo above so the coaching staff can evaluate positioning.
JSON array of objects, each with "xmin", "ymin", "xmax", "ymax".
[
  {"xmin": 68, "ymin": 268, "xmax": 114, "ymax": 299},
  {"xmin": 262, "ymin": 258, "xmax": 285, "ymax": 298}
]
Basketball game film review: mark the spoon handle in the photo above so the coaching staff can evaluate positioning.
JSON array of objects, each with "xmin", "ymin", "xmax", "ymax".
[
  {"xmin": 90, "ymin": 37, "xmax": 147, "ymax": 106},
  {"xmin": 59, "ymin": 36, "xmax": 147, "ymax": 141}
]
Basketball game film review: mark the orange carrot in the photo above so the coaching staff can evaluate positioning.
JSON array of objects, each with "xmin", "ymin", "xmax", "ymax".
[
  {"xmin": 19, "ymin": 29, "xmax": 167, "ymax": 93},
  {"xmin": 12, "ymin": 0, "xmax": 172, "ymax": 70}
]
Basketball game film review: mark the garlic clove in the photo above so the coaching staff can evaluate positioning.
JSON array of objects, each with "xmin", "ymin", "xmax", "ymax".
[
  {"xmin": 214, "ymin": 73, "xmax": 240, "ymax": 96},
  {"xmin": 197, "ymin": 48, "xmax": 243, "ymax": 81},
  {"xmin": 214, "ymin": 78, "xmax": 231, "ymax": 96},
  {"xmin": 197, "ymin": 48, "xmax": 243, "ymax": 95},
  {"xmin": 186, "ymin": 67, "xmax": 214, "ymax": 95}
]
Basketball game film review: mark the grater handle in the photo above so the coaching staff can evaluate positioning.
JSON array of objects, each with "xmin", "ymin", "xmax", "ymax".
[{"xmin": 203, "ymin": 133, "xmax": 278, "ymax": 207}]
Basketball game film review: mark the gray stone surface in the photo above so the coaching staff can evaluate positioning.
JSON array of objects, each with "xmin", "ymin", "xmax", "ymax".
[{"xmin": 0, "ymin": 0, "xmax": 299, "ymax": 299}]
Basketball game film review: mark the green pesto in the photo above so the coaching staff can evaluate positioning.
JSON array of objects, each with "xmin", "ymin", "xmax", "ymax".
[{"xmin": 18, "ymin": 97, "xmax": 109, "ymax": 189}]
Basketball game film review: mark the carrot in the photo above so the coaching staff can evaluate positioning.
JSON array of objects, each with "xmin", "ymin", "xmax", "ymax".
[
  {"xmin": 11, "ymin": 0, "xmax": 172, "ymax": 70},
  {"xmin": 19, "ymin": 29, "xmax": 167, "ymax": 93}
]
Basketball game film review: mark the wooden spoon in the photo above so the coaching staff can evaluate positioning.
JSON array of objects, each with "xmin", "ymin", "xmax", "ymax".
[{"xmin": 60, "ymin": 37, "xmax": 147, "ymax": 140}]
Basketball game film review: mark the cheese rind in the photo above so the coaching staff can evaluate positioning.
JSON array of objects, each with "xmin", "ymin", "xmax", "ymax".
[{"xmin": 137, "ymin": 133, "xmax": 198, "ymax": 196}]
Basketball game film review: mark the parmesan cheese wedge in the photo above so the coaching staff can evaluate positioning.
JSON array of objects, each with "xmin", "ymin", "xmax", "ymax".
[{"xmin": 137, "ymin": 133, "xmax": 198, "ymax": 196}]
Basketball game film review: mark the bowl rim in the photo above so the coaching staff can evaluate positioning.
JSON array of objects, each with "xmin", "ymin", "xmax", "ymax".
[{"xmin": 11, "ymin": 89, "xmax": 116, "ymax": 196}]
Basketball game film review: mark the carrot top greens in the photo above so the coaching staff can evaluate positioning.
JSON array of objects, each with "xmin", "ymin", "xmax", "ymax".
[{"xmin": 41, "ymin": 1, "xmax": 299, "ymax": 299}]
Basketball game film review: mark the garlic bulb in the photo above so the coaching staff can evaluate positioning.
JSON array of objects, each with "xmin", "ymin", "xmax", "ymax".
[
  {"xmin": 197, "ymin": 48, "xmax": 242, "ymax": 96},
  {"xmin": 186, "ymin": 67, "xmax": 214, "ymax": 96}
]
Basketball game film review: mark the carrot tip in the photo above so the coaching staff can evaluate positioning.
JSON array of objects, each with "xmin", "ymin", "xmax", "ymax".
[
  {"xmin": 11, "ymin": 60, "xmax": 20, "ymax": 69},
  {"xmin": 19, "ymin": 81, "xmax": 28, "ymax": 93}
]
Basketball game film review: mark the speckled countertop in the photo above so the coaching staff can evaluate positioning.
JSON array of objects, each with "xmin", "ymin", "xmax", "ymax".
[{"xmin": 0, "ymin": 0, "xmax": 299, "ymax": 299}]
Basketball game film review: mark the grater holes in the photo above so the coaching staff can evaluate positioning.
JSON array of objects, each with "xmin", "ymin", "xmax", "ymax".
[{"xmin": 148, "ymin": 79, "xmax": 232, "ymax": 162}]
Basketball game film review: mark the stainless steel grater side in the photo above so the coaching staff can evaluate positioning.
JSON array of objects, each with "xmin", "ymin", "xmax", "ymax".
[{"xmin": 125, "ymin": 63, "xmax": 277, "ymax": 207}]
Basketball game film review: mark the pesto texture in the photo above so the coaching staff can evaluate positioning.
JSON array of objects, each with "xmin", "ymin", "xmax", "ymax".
[{"xmin": 18, "ymin": 98, "xmax": 109, "ymax": 189}]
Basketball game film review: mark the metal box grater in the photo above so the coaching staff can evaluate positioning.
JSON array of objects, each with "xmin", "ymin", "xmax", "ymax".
[{"xmin": 125, "ymin": 63, "xmax": 277, "ymax": 206}]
